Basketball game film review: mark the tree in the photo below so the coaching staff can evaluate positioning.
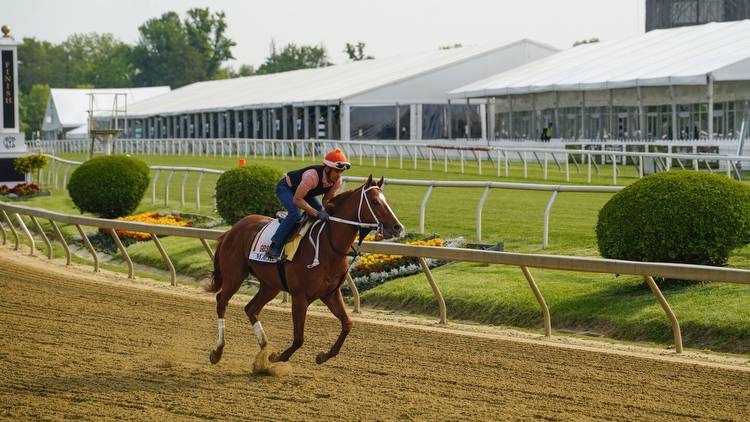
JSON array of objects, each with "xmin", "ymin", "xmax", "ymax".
[
  {"xmin": 344, "ymin": 42, "xmax": 374, "ymax": 61},
  {"xmin": 132, "ymin": 8, "xmax": 235, "ymax": 88},
  {"xmin": 255, "ymin": 40, "xmax": 331, "ymax": 75},
  {"xmin": 213, "ymin": 63, "xmax": 255, "ymax": 80},
  {"xmin": 17, "ymin": 37, "xmax": 66, "ymax": 93},
  {"xmin": 20, "ymin": 84, "xmax": 50, "ymax": 139},
  {"xmin": 573, "ymin": 37, "xmax": 600, "ymax": 47},
  {"xmin": 60, "ymin": 33, "xmax": 133, "ymax": 88},
  {"xmin": 184, "ymin": 8, "xmax": 235, "ymax": 78}
]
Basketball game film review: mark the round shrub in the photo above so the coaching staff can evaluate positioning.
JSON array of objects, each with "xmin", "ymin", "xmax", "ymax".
[
  {"xmin": 67, "ymin": 155, "xmax": 150, "ymax": 218},
  {"xmin": 596, "ymin": 171, "xmax": 750, "ymax": 267},
  {"xmin": 215, "ymin": 164, "xmax": 282, "ymax": 225}
]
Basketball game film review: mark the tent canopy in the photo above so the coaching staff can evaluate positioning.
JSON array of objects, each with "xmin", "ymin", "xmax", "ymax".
[
  {"xmin": 126, "ymin": 40, "xmax": 558, "ymax": 118},
  {"xmin": 46, "ymin": 87, "xmax": 171, "ymax": 129},
  {"xmin": 449, "ymin": 20, "xmax": 750, "ymax": 98}
]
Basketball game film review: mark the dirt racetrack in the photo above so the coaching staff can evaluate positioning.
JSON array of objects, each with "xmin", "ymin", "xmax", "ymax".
[{"xmin": 1, "ymin": 247, "xmax": 749, "ymax": 421}]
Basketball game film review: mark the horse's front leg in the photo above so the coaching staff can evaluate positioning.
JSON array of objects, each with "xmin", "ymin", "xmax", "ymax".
[
  {"xmin": 316, "ymin": 289, "xmax": 352, "ymax": 364},
  {"xmin": 269, "ymin": 294, "xmax": 309, "ymax": 362}
]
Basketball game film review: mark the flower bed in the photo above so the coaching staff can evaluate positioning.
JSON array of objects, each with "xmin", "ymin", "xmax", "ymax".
[
  {"xmin": 345, "ymin": 235, "xmax": 463, "ymax": 294},
  {"xmin": 0, "ymin": 183, "xmax": 41, "ymax": 198},
  {"xmin": 112, "ymin": 212, "xmax": 193, "ymax": 241}
]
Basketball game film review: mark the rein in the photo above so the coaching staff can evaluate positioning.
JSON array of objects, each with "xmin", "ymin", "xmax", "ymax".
[{"xmin": 305, "ymin": 185, "xmax": 382, "ymax": 268}]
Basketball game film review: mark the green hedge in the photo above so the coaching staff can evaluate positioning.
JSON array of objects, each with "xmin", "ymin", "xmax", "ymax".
[
  {"xmin": 67, "ymin": 155, "xmax": 150, "ymax": 218},
  {"xmin": 215, "ymin": 164, "xmax": 282, "ymax": 225},
  {"xmin": 596, "ymin": 171, "xmax": 750, "ymax": 266}
]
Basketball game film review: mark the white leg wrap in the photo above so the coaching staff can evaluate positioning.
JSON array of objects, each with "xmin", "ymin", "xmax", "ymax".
[
  {"xmin": 216, "ymin": 318, "xmax": 225, "ymax": 348},
  {"xmin": 253, "ymin": 321, "xmax": 267, "ymax": 347}
]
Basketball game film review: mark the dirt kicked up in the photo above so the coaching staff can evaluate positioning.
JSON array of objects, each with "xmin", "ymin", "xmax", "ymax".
[{"xmin": 0, "ymin": 247, "xmax": 748, "ymax": 421}]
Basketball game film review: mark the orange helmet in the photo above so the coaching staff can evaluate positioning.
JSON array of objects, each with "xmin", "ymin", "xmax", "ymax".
[{"xmin": 323, "ymin": 148, "xmax": 351, "ymax": 170}]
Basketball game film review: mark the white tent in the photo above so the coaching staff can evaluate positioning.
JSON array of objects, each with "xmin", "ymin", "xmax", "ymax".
[
  {"xmin": 127, "ymin": 40, "xmax": 557, "ymax": 118},
  {"xmin": 42, "ymin": 87, "xmax": 170, "ymax": 139},
  {"xmin": 449, "ymin": 20, "xmax": 750, "ymax": 97}
]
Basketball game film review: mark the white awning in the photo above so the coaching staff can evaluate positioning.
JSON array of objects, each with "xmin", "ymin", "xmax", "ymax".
[
  {"xmin": 449, "ymin": 20, "xmax": 750, "ymax": 99},
  {"xmin": 126, "ymin": 39, "xmax": 558, "ymax": 118}
]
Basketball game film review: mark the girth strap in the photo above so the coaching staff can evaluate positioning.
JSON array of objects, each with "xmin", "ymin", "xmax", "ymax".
[{"xmin": 276, "ymin": 260, "xmax": 289, "ymax": 292}]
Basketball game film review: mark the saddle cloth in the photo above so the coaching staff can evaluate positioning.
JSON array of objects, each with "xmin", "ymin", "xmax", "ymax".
[{"xmin": 248, "ymin": 219, "xmax": 311, "ymax": 263}]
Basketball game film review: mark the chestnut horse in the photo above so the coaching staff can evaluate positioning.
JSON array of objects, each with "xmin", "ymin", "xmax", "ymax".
[{"xmin": 205, "ymin": 175, "xmax": 403, "ymax": 364}]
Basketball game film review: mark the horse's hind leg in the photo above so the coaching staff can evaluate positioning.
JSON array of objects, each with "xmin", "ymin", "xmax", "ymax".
[
  {"xmin": 209, "ymin": 281, "xmax": 242, "ymax": 365},
  {"xmin": 270, "ymin": 294, "xmax": 309, "ymax": 362},
  {"xmin": 316, "ymin": 289, "xmax": 352, "ymax": 365},
  {"xmin": 244, "ymin": 283, "xmax": 280, "ymax": 349}
]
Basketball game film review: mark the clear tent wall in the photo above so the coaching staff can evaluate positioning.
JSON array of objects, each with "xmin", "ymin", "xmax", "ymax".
[{"xmin": 491, "ymin": 81, "xmax": 750, "ymax": 140}]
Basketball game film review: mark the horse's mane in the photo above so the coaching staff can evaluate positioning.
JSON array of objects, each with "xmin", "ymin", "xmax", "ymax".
[{"xmin": 328, "ymin": 183, "xmax": 364, "ymax": 208}]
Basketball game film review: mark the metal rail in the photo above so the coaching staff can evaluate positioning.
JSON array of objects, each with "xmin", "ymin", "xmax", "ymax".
[{"xmin": 2, "ymin": 201, "xmax": 749, "ymax": 353}]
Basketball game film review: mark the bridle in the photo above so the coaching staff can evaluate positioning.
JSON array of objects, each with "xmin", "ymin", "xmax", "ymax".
[{"xmin": 306, "ymin": 185, "xmax": 385, "ymax": 268}]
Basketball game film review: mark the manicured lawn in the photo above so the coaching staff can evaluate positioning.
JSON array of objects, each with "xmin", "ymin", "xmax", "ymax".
[{"xmin": 4, "ymin": 151, "xmax": 748, "ymax": 353}]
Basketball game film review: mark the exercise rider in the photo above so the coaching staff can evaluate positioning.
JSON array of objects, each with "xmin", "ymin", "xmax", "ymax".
[{"xmin": 265, "ymin": 148, "xmax": 351, "ymax": 260}]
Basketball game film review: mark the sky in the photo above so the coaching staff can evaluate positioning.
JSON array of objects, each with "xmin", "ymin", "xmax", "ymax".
[{"xmin": 2, "ymin": 0, "xmax": 646, "ymax": 68}]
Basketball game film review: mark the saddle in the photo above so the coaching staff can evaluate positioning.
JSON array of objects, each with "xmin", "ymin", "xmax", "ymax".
[{"xmin": 248, "ymin": 214, "xmax": 312, "ymax": 263}]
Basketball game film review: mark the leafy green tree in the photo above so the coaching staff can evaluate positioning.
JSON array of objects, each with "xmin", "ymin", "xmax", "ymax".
[
  {"xmin": 18, "ymin": 37, "xmax": 66, "ymax": 93},
  {"xmin": 20, "ymin": 84, "xmax": 50, "ymax": 139},
  {"xmin": 185, "ymin": 8, "xmax": 236, "ymax": 78},
  {"xmin": 214, "ymin": 63, "xmax": 255, "ymax": 80},
  {"xmin": 344, "ymin": 42, "xmax": 374, "ymax": 61},
  {"xmin": 61, "ymin": 33, "xmax": 133, "ymax": 87},
  {"xmin": 256, "ymin": 40, "xmax": 331, "ymax": 75},
  {"xmin": 132, "ymin": 8, "xmax": 234, "ymax": 87}
]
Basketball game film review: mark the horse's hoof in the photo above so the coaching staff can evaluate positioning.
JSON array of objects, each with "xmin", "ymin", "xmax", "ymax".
[
  {"xmin": 209, "ymin": 348, "xmax": 223, "ymax": 364},
  {"xmin": 315, "ymin": 352, "xmax": 328, "ymax": 365},
  {"xmin": 268, "ymin": 352, "xmax": 280, "ymax": 362}
]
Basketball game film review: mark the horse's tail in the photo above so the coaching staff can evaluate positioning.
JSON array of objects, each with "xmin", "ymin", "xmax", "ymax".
[{"xmin": 204, "ymin": 234, "xmax": 224, "ymax": 293}]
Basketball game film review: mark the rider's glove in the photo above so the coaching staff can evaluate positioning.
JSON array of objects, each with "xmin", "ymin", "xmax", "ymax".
[{"xmin": 317, "ymin": 209, "xmax": 330, "ymax": 222}]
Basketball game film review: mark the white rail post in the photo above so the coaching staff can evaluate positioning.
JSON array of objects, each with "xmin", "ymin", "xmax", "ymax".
[
  {"xmin": 419, "ymin": 257, "xmax": 447, "ymax": 325},
  {"xmin": 180, "ymin": 171, "xmax": 189, "ymax": 208},
  {"xmin": 523, "ymin": 151, "xmax": 528, "ymax": 179},
  {"xmin": 587, "ymin": 153, "xmax": 592, "ymax": 183},
  {"xmin": 543, "ymin": 152, "xmax": 548, "ymax": 180},
  {"xmin": 643, "ymin": 275, "xmax": 683, "ymax": 353},
  {"xmin": 358, "ymin": 144, "xmax": 363, "ymax": 166},
  {"xmin": 505, "ymin": 150, "xmax": 509, "ymax": 177},
  {"xmin": 612, "ymin": 154, "xmax": 617, "ymax": 185},
  {"xmin": 196, "ymin": 171, "xmax": 204, "ymax": 210},
  {"xmin": 542, "ymin": 190, "xmax": 559, "ymax": 249},
  {"xmin": 385, "ymin": 145, "xmax": 389, "ymax": 168},
  {"xmin": 151, "ymin": 170, "xmax": 161, "ymax": 204},
  {"xmin": 164, "ymin": 170, "xmax": 174, "ymax": 207},
  {"xmin": 497, "ymin": 149, "xmax": 501, "ymax": 177},
  {"xmin": 419, "ymin": 185, "xmax": 434, "ymax": 234},
  {"xmin": 444, "ymin": 149, "xmax": 448, "ymax": 172},
  {"xmin": 399, "ymin": 145, "xmax": 403, "ymax": 169},
  {"xmin": 476, "ymin": 185, "xmax": 491, "ymax": 242},
  {"xmin": 639, "ymin": 156, "xmax": 644, "ymax": 178},
  {"xmin": 520, "ymin": 266, "xmax": 551, "ymax": 337},
  {"xmin": 460, "ymin": 149, "xmax": 464, "ymax": 174},
  {"xmin": 413, "ymin": 145, "xmax": 418, "ymax": 170},
  {"xmin": 372, "ymin": 145, "xmax": 376, "ymax": 167},
  {"xmin": 477, "ymin": 151, "xmax": 482, "ymax": 175}
]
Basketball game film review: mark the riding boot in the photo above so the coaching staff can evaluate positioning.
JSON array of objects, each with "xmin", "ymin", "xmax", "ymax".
[{"xmin": 265, "ymin": 242, "xmax": 283, "ymax": 260}]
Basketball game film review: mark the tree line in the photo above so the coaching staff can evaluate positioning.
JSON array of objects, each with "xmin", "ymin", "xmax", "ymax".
[{"xmin": 18, "ymin": 7, "xmax": 373, "ymax": 138}]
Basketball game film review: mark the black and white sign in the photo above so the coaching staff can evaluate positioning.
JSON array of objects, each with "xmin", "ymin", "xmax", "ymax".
[
  {"xmin": 2, "ymin": 50, "xmax": 15, "ymax": 129},
  {"xmin": 0, "ymin": 133, "xmax": 23, "ymax": 153}
]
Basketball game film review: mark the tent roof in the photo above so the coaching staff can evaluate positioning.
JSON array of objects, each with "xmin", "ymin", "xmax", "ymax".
[
  {"xmin": 49, "ymin": 87, "xmax": 171, "ymax": 128},
  {"xmin": 449, "ymin": 20, "xmax": 750, "ymax": 98},
  {"xmin": 126, "ymin": 39, "xmax": 556, "ymax": 118}
]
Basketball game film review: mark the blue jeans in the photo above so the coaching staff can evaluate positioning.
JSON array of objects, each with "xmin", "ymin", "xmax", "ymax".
[{"xmin": 270, "ymin": 179, "xmax": 322, "ymax": 247}]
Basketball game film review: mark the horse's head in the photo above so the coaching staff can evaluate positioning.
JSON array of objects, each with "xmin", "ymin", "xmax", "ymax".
[{"xmin": 359, "ymin": 175, "xmax": 404, "ymax": 239}]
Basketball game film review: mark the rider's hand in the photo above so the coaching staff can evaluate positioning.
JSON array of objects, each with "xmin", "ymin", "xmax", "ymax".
[{"xmin": 317, "ymin": 209, "xmax": 330, "ymax": 221}]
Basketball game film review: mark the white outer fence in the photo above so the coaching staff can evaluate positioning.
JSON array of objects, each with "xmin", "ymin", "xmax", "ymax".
[
  {"xmin": 41, "ymin": 155, "xmax": 622, "ymax": 248},
  {"xmin": 34, "ymin": 137, "xmax": 750, "ymax": 185},
  {"xmin": 1, "ymin": 200, "xmax": 749, "ymax": 354}
]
